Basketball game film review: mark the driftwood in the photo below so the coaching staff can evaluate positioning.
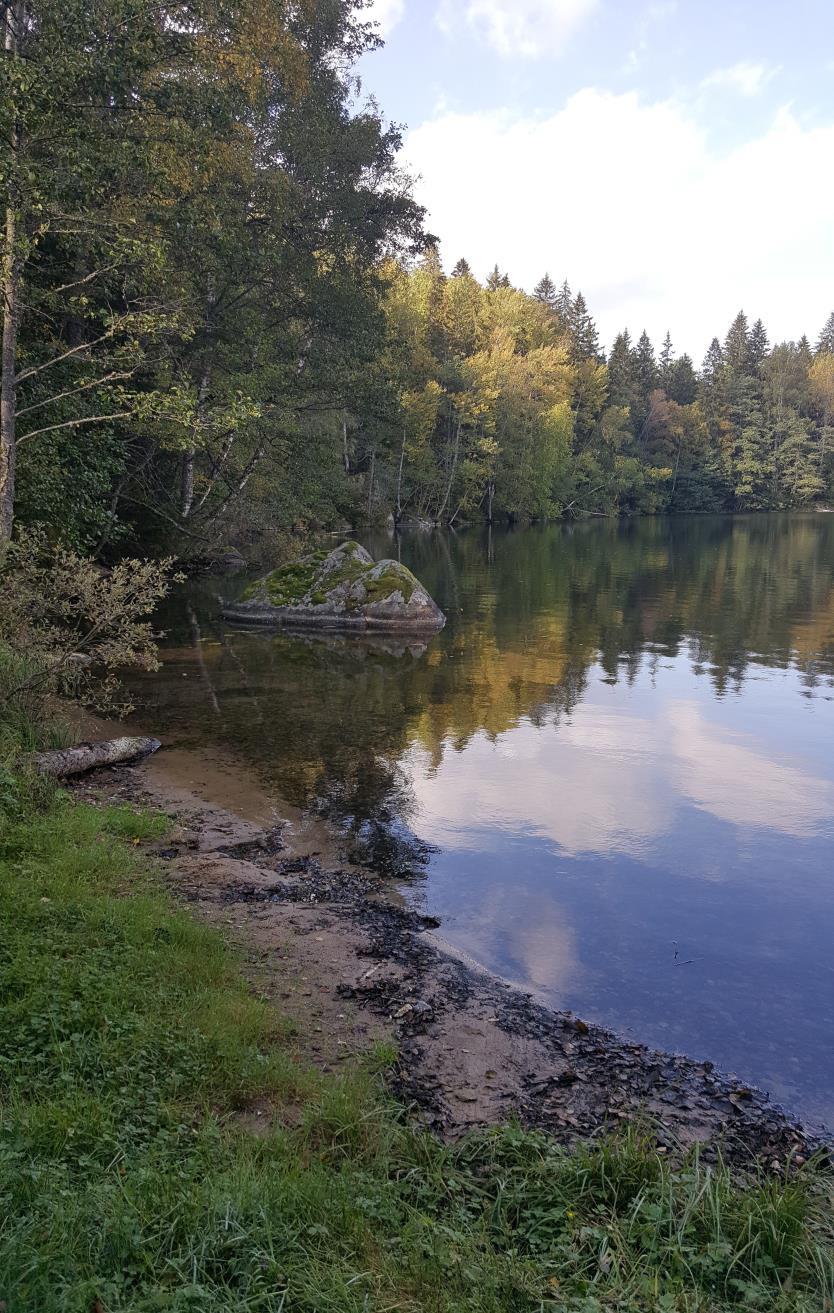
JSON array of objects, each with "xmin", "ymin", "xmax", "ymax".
[{"xmin": 33, "ymin": 736, "xmax": 161, "ymax": 778}]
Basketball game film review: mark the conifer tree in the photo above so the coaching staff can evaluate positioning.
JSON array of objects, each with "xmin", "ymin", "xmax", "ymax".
[
  {"xmin": 486, "ymin": 265, "xmax": 503, "ymax": 292},
  {"xmin": 816, "ymin": 313, "xmax": 834, "ymax": 355},
  {"xmin": 555, "ymin": 279, "xmax": 573, "ymax": 324},
  {"xmin": 702, "ymin": 338, "xmax": 725, "ymax": 384},
  {"xmin": 451, "ymin": 257, "xmax": 472, "ymax": 278},
  {"xmin": 571, "ymin": 293, "xmax": 600, "ymax": 360},
  {"xmin": 634, "ymin": 331, "xmax": 658, "ymax": 397},
  {"xmin": 724, "ymin": 311, "xmax": 751, "ymax": 373},
  {"xmin": 607, "ymin": 331, "xmax": 635, "ymax": 408},
  {"xmin": 749, "ymin": 319, "xmax": 769, "ymax": 369},
  {"xmin": 668, "ymin": 355, "xmax": 698, "ymax": 405},
  {"xmin": 659, "ymin": 332, "xmax": 674, "ymax": 384},
  {"xmin": 533, "ymin": 274, "xmax": 557, "ymax": 310}
]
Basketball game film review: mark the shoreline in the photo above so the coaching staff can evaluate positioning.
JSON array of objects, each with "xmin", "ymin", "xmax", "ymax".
[{"xmin": 72, "ymin": 743, "xmax": 828, "ymax": 1170}]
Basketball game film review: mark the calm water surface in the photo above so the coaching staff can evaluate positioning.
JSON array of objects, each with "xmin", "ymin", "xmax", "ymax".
[{"xmin": 136, "ymin": 515, "xmax": 834, "ymax": 1125}]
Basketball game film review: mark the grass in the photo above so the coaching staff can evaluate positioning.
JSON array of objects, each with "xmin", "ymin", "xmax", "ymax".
[{"xmin": 0, "ymin": 782, "xmax": 832, "ymax": 1310}]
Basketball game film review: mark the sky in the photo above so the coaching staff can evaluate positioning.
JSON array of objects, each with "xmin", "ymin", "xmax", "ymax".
[{"xmin": 359, "ymin": 0, "xmax": 834, "ymax": 360}]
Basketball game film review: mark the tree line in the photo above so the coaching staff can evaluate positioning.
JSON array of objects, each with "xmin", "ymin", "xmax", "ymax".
[
  {"xmin": 364, "ymin": 255, "xmax": 834, "ymax": 526},
  {"xmin": 2, "ymin": 0, "xmax": 832, "ymax": 560}
]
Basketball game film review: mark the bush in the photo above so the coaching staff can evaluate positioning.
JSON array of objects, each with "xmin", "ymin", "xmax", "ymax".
[{"xmin": 0, "ymin": 531, "xmax": 178, "ymax": 740}]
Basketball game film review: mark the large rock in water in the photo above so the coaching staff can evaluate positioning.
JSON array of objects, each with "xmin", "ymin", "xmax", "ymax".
[{"xmin": 222, "ymin": 541, "xmax": 446, "ymax": 633}]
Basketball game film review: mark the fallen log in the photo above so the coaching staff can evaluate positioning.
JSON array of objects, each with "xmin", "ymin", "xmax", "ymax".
[{"xmin": 33, "ymin": 736, "xmax": 162, "ymax": 779}]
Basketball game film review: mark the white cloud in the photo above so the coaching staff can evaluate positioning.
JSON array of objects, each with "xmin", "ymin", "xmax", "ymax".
[
  {"xmin": 701, "ymin": 60, "xmax": 778, "ymax": 97},
  {"xmin": 364, "ymin": 0, "xmax": 405, "ymax": 38},
  {"xmin": 671, "ymin": 702, "xmax": 834, "ymax": 837},
  {"xmin": 404, "ymin": 89, "xmax": 834, "ymax": 356},
  {"xmin": 437, "ymin": 0, "xmax": 598, "ymax": 58},
  {"xmin": 410, "ymin": 695, "xmax": 832, "ymax": 865},
  {"xmin": 412, "ymin": 713, "xmax": 671, "ymax": 858}
]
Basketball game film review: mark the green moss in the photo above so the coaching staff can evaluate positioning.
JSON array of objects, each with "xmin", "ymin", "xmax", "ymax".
[
  {"xmin": 240, "ymin": 547, "xmax": 422, "ymax": 614},
  {"xmin": 244, "ymin": 559, "xmax": 321, "ymax": 605},
  {"xmin": 362, "ymin": 563, "xmax": 418, "ymax": 604},
  {"xmin": 324, "ymin": 557, "xmax": 367, "ymax": 591},
  {"xmin": 243, "ymin": 545, "xmax": 369, "ymax": 607}
]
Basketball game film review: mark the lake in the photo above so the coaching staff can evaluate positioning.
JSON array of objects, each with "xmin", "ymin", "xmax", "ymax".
[{"xmin": 136, "ymin": 514, "xmax": 834, "ymax": 1126}]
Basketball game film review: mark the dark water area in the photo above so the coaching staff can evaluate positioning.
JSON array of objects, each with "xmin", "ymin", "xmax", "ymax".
[{"xmin": 133, "ymin": 514, "xmax": 834, "ymax": 1126}]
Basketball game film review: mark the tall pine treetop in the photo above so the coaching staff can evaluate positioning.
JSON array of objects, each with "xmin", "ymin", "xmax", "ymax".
[
  {"xmin": 749, "ymin": 319, "xmax": 769, "ymax": 368},
  {"xmin": 724, "ymin": 311, "xmax": 751, "ymax": 373},
  {"xmin": 486, "ymin": 264, "xmax": 504, "ymax": 292},
  {"xmin": 702, "ymin": 337, "xmax": 725, "ymax": 381},
  {"xmin": 816, "ymin": 312, "xmax": 834, "ymax": 355},
  {"xmin": 659, "ymin": 331, "xmax": 674, "ymax": 380},
  {"xmin": 571, "ymin": 292, "xmax": 600, "ymax": 360},
  {"xmin": 533, "ymin": 273, "xmax": 557, "ymax": 309}
]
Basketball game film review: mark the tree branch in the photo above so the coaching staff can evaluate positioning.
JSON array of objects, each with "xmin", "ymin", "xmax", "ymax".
[
  {"xmin": 18, "ymin": 411, "xmax": 132, "ymax": 445},
  {"xmin": 15, "ymin": 329, "xmax": 117, "ymax": 383},
  {"xmin": 16, "ymin": 371, "xmax": 134, "ymax": 417}
]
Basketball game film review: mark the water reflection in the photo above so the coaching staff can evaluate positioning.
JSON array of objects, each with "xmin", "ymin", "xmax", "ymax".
[
  {"xmin": 136, "ymin": 514, "xmax": 834, "ymax": 1123},
  {"xmin": 671, "ymin": 701, "xmax": 833, "ymax": 836}
]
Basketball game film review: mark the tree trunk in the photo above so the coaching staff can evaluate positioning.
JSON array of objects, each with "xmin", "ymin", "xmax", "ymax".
[
  {"xmin": 0, "ymin": 205, "xmax": 18, "ymax": 543},
  {"xmin": 33, "ymin": 736, "xmax": 161, "ymax": 778},
  {"xmin": 342, "ymin": 412, "xmax": 350, "ymax": 474},
  {"xmin": 0, "ymin": 0, "xmax": 25, "ymax": 543},
  {"xmin": 180, "ymin": 448, "xmax": 195, "ymax": 519},
  {"xmin": 367, "ymin": 444, "xmax": 376, "ymax": 520},
  {"xmin": 181, "ymin": 360, "xmax": 212, "ymax": 520},
  {"xmin": 436, "ymin": 416, "xmax": 461, "ymax": 522},
  {"xmin": 395, "ymin": 426, "xmax": 406, "ymax": 520}
]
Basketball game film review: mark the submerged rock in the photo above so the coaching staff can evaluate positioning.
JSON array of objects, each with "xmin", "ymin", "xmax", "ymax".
[{"xmin": 222, "ymin": 540, "xmax": 446, "ymax": 633}]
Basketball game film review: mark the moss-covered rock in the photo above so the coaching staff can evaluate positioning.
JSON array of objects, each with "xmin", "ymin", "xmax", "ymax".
[
  {"xmin": 226, "ymin": 544, "xmax": 444, "ymax": 632},
  {"xmin": 224, "ymin": 543, "xmax": 445, "ymax": 633}
]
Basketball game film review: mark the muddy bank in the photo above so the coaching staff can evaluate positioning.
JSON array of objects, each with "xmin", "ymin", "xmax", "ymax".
[{"xmin": 73, "ymin": 755, "xmax": 827, "ymax": 1171}]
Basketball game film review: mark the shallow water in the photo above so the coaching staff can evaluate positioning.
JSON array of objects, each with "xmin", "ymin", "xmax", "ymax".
[{"xmin": 134, "ymin": 514, "xmax": 834, "ymax": 1125}]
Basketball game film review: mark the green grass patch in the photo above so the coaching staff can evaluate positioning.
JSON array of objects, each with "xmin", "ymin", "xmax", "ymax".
[{"xmin": 0, "ymin": 790, "xmax": 832, "ymax": 1311}]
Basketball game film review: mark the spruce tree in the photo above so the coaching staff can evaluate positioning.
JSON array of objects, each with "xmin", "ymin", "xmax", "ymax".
[
  {"xmin": 702, "ymin": 338, "xmax": 725, "ymax": 384},
  {"xmin": 486, "ymin": 264, "xmax": 503, "ymax": 292},
  {"xmin": 571, "ymin": 292, "xmax": 600, "ymax": 360},
  {"xmin": 668, "ymin": 354, "xmax": 698, "ymax": 405},
  {"xmin": 607, "ymin": 331, "xmax": 635, "ymax": 407},
  {"xmin": 816, "ymin": 312, "xmax": 834, "ymax": 355},
  {"xmin": 634, "ymin": 330, "xmax": 658, "ymax": 396},
  {"xmin": 724, "ymin": 311, "xmax": 751, "ymax": 373},
  {"xmin": 451, "ymin": 257, "xmax": 472, "ymax": 278},
  {"xmin": 533, "ymin": 273, "xmax": 557, "ymax": 309},
  {"xmin": 555, "ymin": 279, "xmax": 573, "ymax": 324},
  {"xmin": 749, "ymin": 319, "xmax": 769, "ymax": 369},
  {"xmin": 659, "ymin": 331, "xmax": 674, "ymax": 385}
]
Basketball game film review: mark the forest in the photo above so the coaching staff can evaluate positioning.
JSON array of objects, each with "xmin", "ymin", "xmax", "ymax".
[{"xmin": 2, "ymin": 0, "xmax": 834, "ymax": 563}]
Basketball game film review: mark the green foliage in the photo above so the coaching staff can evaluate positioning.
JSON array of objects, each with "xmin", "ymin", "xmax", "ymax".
[
  {"xmin": 4, "ymin": 0, "xmax": 426, "ymax": 552},
  {"xmin": 371, "ymin": 271, "xmax": 834, "ymax": 526},
  {"xmin": 1, "ymin": 787, "xmax": 833, "ymax": 1311},
  {"xmin": 0, "ymin": 531, "xmax": 176, "ymax": 719},
  {"xmin": 4, "ymin": 2, "xmax": 833, "ymax": 550}
]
